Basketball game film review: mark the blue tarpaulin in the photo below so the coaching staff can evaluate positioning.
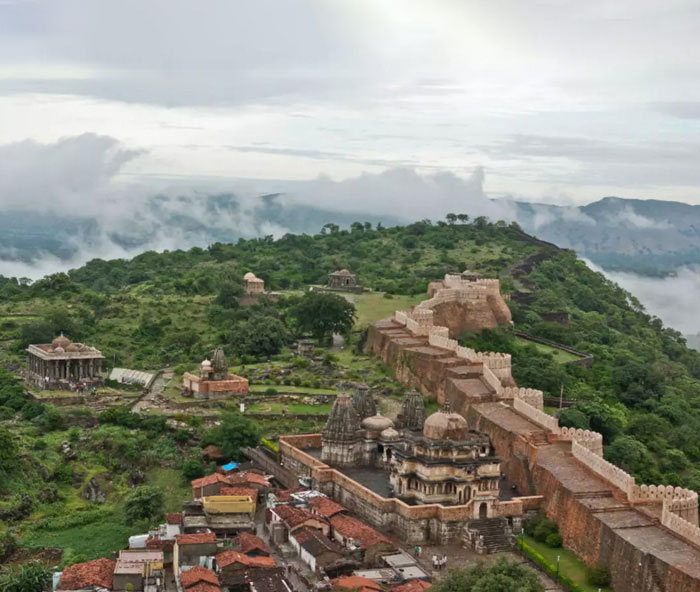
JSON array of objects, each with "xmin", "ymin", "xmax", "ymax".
[{"xmin": 222, "ymin": 462, "xmax": 239, "ymax": 472}]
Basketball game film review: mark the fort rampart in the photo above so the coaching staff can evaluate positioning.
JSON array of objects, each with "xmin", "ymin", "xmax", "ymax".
[{"xmin": 364, "ymin": 274, "xmax": 700, "ymax": 592}]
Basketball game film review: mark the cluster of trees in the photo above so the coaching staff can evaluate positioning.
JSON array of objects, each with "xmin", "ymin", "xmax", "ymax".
[{"xmin": 431, "ymin": 558, "xmax": 544, "ymax": 592}]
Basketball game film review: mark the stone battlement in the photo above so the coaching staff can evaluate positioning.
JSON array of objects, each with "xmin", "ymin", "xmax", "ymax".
[{"xmin": 501, "ymin": 387, "xmax": 544, "ymax": 410}]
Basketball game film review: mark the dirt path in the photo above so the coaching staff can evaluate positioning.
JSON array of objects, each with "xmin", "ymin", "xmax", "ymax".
[{"xmin": 132, "ymin": 371, "xmax": 168, "ymax": 412}]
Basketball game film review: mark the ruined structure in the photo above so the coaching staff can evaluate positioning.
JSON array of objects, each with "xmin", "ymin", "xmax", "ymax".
[
  {"xmin": 327, "ymin": 269, "xmax": 363, "ymax": 293},
  {"xmin": 351, "ymin": 383, "xmax": 377, "ymax": 420},
  {"xmin": 360, "ymin": 273, "xmax": 700, "ymax": 592},
  {"xmin": 26, "ymin": 334, "xmax": 104, "ymax": 390},
  {"xmin": 182, "ymin": 347, "xmax": 249, "ymax": 399},
  {"xmin": 243, "ymin": 272, "xmax": 265, "ymax": 295}
]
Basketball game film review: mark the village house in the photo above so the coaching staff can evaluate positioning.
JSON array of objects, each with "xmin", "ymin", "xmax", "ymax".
[
  {"xmin": 292, "ymin": 527, "xmax": 346, "ymax": 575},
  {"xmin": 228, "ymin": 472, "xmax": 271, "ymax": 497},
  {"xmin": 58, "ymin": 558, "xmax": 116, "ymax": 591},
  {"xmin": 389, "ymin": 580, "xmax": 432, "ymax": 592},
  {"xmin": 180, "ymin": 565, "xmax": 220, "ymax": 592},
  {"xmin": 235, "ymin": 532, "xmax": 271, "ymax": 557},
  {"xmin": 268, "ymin": 504, "xmax": 330, "ymax": 540},
  {"xmin": 308, "ymin": 496, "xmax": 346, "ymax": 520},
  {"xmin": 327, "ymin": 269, "xmax": 363, "ymax": 293},
  {"xmin": 182, "ymin": 493, "xmax": 256, "ymax": 537},
  {"xmin": 331, "ymin": 575, "xmax": 382, "ymax": 592},
  {"xmin": 329, "ymin": 514, "xmax": 395, "ymax": 566},
  {"xmin": 215, "ymin": 549, "xmax": 276, "ymax": 591},
  {"xmin": 112, "ymin": 550, "xmax": 164, "ymax": 592},
  {"xmin": 191, "ymin": 473, "xmax": 233, "ymax": 499},
  {"xmin": 173, "ymin": 533, "xmax": 218, "ymax": 578},
  {"xmin": 220, "ymin": 486, "xmax": 259, "ymax": 504},
  {"xmin": 246, "ymin": 569, "xmax": 294, "ymax": 592}
]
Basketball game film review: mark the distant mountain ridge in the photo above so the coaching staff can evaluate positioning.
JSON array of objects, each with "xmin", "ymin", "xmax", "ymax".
[
  {"xmin": 514, "ymin": 196, "xmax": 700, "ymax": 275},
  {"xmin": 2, "ymin": 192, "xmax": 700, "ymax": 277}
]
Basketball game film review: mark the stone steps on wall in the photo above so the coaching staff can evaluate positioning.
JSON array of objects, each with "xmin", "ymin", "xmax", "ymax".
[{"xmin": 464, "ymin": 518, "xmax": 513, "ymax": 553}]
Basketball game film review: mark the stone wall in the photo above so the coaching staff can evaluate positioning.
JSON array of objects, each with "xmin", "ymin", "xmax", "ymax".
[
  {"xmin": 558, "ymin": 427, "xmax": 603, "ymax": 456},
  {"xmin": 513, "ymin": 398, "xmax": 559, "ymax": 434},
  {"xmin": 501, "ymin": 387, "xmax": 544, "ymax": 410}
]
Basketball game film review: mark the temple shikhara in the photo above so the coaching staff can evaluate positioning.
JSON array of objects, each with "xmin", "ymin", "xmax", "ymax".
[
  {"xmin": 26, "ymin": 334, "xmax": 105, "ymax": 390},
  {"xmin": 182, "ymin": 346, "xmax": 249, "ymax": 399}
]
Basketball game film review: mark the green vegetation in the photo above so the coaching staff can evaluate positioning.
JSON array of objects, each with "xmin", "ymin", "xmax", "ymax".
[
  {"xmin": 4, "ymin": 216, "xmax": 700, "ymax": 566},
  {"xmin": 431, "ymin": 557, "xmax": 544, "ymax": 592},
  {"xmin": 0, "ymin": 560, "xmax": 51, "ymax": 592},
  {"xmin": 289, "ymin": 291, "xmax": 356, "ymax": 343},
  {"xmin": 520, "ymin": 535, "xmax": 611, "ymax": 592}
]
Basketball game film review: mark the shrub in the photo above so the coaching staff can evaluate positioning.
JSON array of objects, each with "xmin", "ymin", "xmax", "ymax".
[
  {"xmin": 545, "ymin": 532, "xmax": 562, "ymax": 548},
  {"xmin": 265, "ymin": 388, "xmax": 278, "ymax": 396},
  {"xmin": 586, "ymin": 565, "xmax": 611, "ymax": 587}
]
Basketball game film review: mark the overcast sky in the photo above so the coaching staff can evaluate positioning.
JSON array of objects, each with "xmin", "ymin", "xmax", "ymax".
[{"xmin": 1, "ymin": 0, "xmax": 700, "ymax": 208}]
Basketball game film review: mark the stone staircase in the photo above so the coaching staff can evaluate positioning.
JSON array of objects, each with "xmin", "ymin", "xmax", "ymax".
[
  {"xmin": 529, "ymin": 431, "xmax": 549, "ymax": 446},
  {"xmin": 464, "ymin": 518, "xmax": 513, "ymax": 553}
]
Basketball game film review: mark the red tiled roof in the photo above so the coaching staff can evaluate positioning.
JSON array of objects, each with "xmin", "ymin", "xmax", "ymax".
[
  {"xmin": 216, "ymin": 549, "xmax": 276, "ymax": 569},
  {"xmin": 389, "ymin": 580, "xmax": 432, "ymax": 592},
  {"xmin": 309, "ymin": 496, "xmax": 346, "ymax": 518},
  {"xmin": 166, "ymin": 513, "xmax": 183, "ymax": 525},
  {"xmin": 59, "ymin": 558, "xmax": 116, "ymax": 590},
  {"xmin": 180, "ymin": 566, "xmax": 219, "ymax": 588},
  {"xmin": 273, "ymin": 504, "xmax": 318, "ymax": 528},
  {"xmin": 275, "ymin": 488, "xmax": 305, "ymax": 502},
  {"xmin": 191, "ymin": 473, "xmax": 231, "ymax": 489},
  {"xmin": 230, "ymin": 472, "xmax": 270, "ymax": 487},
  {"xmin": 146, "ymin": 537, "xmax": 175, "ymax": 551},
  {"xmin": 237, "ymin": 532, "xmax": 270, "ymax": 555},
  {"xmin": 329, "ymin": 515, "xmax": 391, "ymax": 549},
  {"xmin": 220, "ymin": 486, "xmax": 258, "ymax": 499},
  {"xmin": 332, "ymin": 575, "xmax": 382, "ymax": 592},
  {"xmin": 176, "ymin": 532, "xmax": 217, "ymax": 546},
  {"xmin": 186, "ymin": 583, "xmax": 220, "ymax": 592}
]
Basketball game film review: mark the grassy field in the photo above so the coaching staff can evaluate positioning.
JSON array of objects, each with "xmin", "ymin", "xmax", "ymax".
[
  {"xmin": 522, "ymin": 535, "xmax": 611, "ymax": 592},
  {"xmin": 515, "ymin": 336, "xmax": 581, "ymax": 364},
  {"xmin": 248, "ymin": 384, "xmax": 338, "ymax": 395},
  {"xmin": 349, "ymin": 292, "xmax": 424, "ymax": 327},
  {"xmin": 146, "ymin": 467, "xmax": 193, "ymax": 513},
  {"xmin": 246, "ymin": 401, "xmax": 332, "ymax": 415}
]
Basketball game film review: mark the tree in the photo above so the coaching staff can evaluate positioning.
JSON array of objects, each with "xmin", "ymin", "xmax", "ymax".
[
  {"xmin": 446, "ymin": 213, "xmax": 457, "ymax": 225},
  {"xmin": 0, "ymin": 561, "xmax": 51, "ymax": 592},
  {"xmin": 430, "ymin": 558, "xmax": 543, "ymax": 592},
  {"xmin": 214, "ymin": 281, "xmax": 243, "ymax": 308},
  {"xmin": 290, "ymin": 292, "xmax": 356, "ymax": 343},
  {"xmin": 456, "ymin": 213, "xmax": 469, "ymax": 223},
  {"xmin": 201, "ymin": 412, "xmax": 260, "ymax": 461},
  {"xmin": 558, "ymin": 408, "xmax": 590, "ymax": 430},
  {"xmin": 234, "ymin": 315, "xmax": 289, "ymax": 358},
  {"xmin": 124, "ymin": 486, "xmax": 164, "ymax": 525},
  {"xmin": 182, "ymin": 458, "xmax": 205, "ymax": 480}
]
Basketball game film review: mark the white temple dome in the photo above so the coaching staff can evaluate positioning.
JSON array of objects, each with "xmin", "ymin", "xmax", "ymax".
[
  {"xmin": 361, "ymin": 414, "xmax": 394, "ymax": 432},
  {"xmin": 380, "ymin": 427, "xmax": 399, "ymax": 441},
  {"xmin": 423, "ymin": 406, "xmax": 469, "ymax": 440},
  {"xmin": 201, "ymin": 359, "xmax": 212, "ymax": 367},
  {"xmin": 243, "ymin": 272, "xmax": 257, "ymax": 281}
]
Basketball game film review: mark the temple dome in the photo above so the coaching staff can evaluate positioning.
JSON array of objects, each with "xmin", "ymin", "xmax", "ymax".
[
  {"xmin": 52, "ymin": 334, "xmax": 71, "ymax": 348},
  {"xmin": 53, "ymin": 346, "xmax": 65, "ymax": 354},
  {"xmin": 66, "ymin": 343, "xmax": 81, "ymax": 352},
  {"xmin": 423, "ymin": 405, "xmax": 469, "ymax": 440},
  {"xmin": 243, "ymin": 272, "xmax": 257, "ymax": 281},
  {"xmin": 201, "ymin": 359, "xmax": 212, "ymax": 367},
  {"xmin": 380, "ymin": 427, "xmax": 399, "ymax": 441},
  {"xmin": 361, "ymin": 414, "xmax": 394, "ymax": 432}
]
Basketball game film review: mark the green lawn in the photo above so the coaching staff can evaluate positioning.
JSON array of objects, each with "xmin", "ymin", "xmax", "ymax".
[
  {"xmin": 249, "ymin": 384, "xmax": 338, "ymax": 395},
  {"xmin": 349, "ymin": 292, "xmax": 424, "ymax": 327},
  {"xmin": 146, "ymin": 467, "xmax": 192, "ymax": 512},
  {"xmin": 246, "ymin": 401, "xmax": 332, "ymax": 415},
  {"xmin": 522, "ymin": 535, "xmax": 612, "ymax": 592},
  {"xmin": 515, "ymin": 337, "xmax": 582, "ymax": 364}
]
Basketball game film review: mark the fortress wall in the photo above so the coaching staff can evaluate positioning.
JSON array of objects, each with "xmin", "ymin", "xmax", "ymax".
[
  {"xmin": 558, "ymin": 427, "xmax": 604, "ymax": 456},
  {"xmin": 572, "ymin": 440, "xmax": 634, "ymax": 497},
  {"xmin": 502, "ymin": 387, "xmax": 544, "ymax": 410},
  {"xmin": 513, "ymin": 398, "xmax": 560, "ymax": 434}
]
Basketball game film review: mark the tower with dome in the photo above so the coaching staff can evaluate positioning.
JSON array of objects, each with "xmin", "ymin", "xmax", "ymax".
[{"xmin": 182, "ymin": 346, "xmax": 249, "ymax": 399}]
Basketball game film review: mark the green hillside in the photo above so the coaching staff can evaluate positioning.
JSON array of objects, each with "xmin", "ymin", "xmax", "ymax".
[{"xmin": 2, "ymin": 217, "xmax": 700, "ymax": 564}]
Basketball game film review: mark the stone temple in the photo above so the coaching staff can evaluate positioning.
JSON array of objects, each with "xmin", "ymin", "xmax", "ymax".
[
  {"xmin": 182, "ymin": 347, "xmax": 249, "ymax": 399},
  {"xmin": 319, "ymin": 388, "xmax": 502, "ymax": 512},
  {"xmin": 26, "ymin": 334, "xmax": 104, "ymax": 390}
]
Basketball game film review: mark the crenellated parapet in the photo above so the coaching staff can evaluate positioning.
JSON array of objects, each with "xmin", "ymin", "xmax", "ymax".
[
  {"xmin": 514, "ymin": 397, "xmax": 560, "ymax": 434},
  {"xmin": 571, "ymin": 439, "xmax": 635, "ymax": 497},
  {"xmin": 501, "ymin": 387, "xmax": 544, "ymax": 410},
  {"xmin": 558, "ymin": 427, "xmax": 603, "ymax": 456}
]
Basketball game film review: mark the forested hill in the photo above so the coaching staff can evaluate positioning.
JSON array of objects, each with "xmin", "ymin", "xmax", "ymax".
[{"xmin": 2, "ymin": 218, "xmax": 700, "ymax": 491}]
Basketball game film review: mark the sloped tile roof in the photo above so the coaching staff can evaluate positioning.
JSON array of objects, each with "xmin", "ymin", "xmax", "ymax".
[
  {"xmin": 176, "ymin": 532, "xmax": 217, "ymax": 546},
  {"xmin": 216, "ymin": 549, "xmax": 276, "ymax": 569},
  {"xmin": 309, "ymin": 496, "xmax": 346, "ymax": 518},
  {"xmin": 166, "ymin": 513, "xmax": 183, "ymax": 525},
  {"xmin": 329, "ymin": 515, "xmax": 391, "ymax": 549},
  {"xmin": 237, "ymin": 532, "xmax": 270, "ymax": 555},
  {"xmin": 180, "ymin": 566, "xmax": 219, "ymax": 588},
  {"xmin": 191, "ymin": 473, "xmax": 231, "ymax": 489},
  {"xmin": 332, "ymin": 575, "xmax": 381, "ymax": 591},
  {"xmin": 220, "ymin": 486, "xmax": 258, "ymax": 500},
  {"xmin": 389, "ymin": 580, "xmax": 432, "ymax": 592},
  {"xmin": 58, "ymin": 558, "xmax": 116, "ymax": 590},
  {"xmin": 273, "ymin": 504, "xmax": 318, "ymax": 528}
]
